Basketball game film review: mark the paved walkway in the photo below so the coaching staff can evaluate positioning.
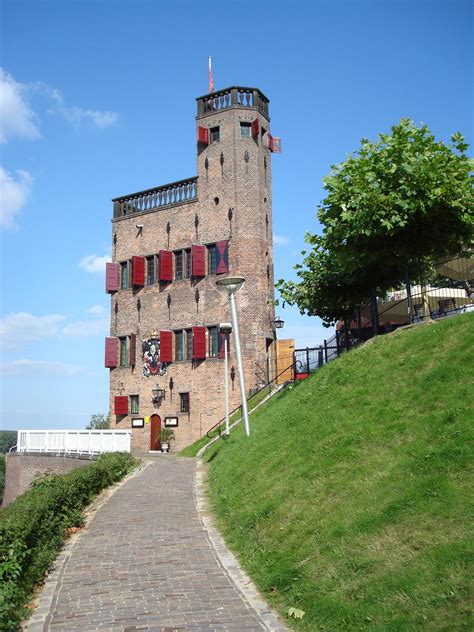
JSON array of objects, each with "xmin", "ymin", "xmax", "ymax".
[{"xmin": 27, "ymin": 457, "xmax": 286, "ymax": 631}]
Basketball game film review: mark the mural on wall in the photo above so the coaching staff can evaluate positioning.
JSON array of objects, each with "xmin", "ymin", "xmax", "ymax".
[{"xmin": 142, "ymin": 337, "xmax": 168, "ymax": 377}]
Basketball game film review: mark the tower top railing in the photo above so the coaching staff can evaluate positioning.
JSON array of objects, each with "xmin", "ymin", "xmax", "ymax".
[{"xmin": 196, "ymin": 87, "xmax": 270, "ymax": 119}]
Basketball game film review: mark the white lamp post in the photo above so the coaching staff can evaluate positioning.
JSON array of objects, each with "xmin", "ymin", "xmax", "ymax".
[
  {"xmin": 219, "ymin": 322, "xmax": 232, "ymax": 436},
  {"xmin": 216, "ymin": 276, "xmax": 250, "ymax": 437}
]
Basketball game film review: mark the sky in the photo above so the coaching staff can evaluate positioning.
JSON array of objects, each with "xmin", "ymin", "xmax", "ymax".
[{"xmin": 0, "ymin": 0, "xmax": 472, "ymax": 430}]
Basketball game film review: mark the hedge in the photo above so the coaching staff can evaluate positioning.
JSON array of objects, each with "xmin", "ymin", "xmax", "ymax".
[{"xmin": 0, "ymin": 452, "xmax": 139, "ymax": 631}]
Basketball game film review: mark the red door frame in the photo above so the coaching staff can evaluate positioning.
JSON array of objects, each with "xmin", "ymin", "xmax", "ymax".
[{"xmin": 150, "ymin": 414, "xmax": 161, "ymax": 451}]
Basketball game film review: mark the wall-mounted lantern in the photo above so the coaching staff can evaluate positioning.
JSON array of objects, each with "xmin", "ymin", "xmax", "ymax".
[
  {"xmin": 151, "ymin": 386, "xmax": 166, "ymax": 405},
  {"xmin": 272, "ymin": 316, "xmax": 285, "ymax": 329},
  {"xmin": 169, "ymin": 377, "xmax": 174, "ymax": 402}
]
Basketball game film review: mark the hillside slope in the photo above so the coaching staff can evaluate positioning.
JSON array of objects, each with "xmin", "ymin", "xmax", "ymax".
[{"xmin": 205, "ymin": 314, "xmax": 473, "ymax": 630}]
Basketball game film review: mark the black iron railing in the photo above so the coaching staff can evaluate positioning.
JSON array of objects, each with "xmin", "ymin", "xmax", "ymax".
[{"xmin": 205, "ymin": 359, "xmax": 298, "ymax": 439}]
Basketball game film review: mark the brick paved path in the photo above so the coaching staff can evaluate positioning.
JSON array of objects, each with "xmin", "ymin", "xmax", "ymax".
[{"xmin": 36, "ymin": 457, "xmax": 272, "ymax": 631}]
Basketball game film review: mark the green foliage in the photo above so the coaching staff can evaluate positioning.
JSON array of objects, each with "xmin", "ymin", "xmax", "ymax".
[
  {"xmin": 277, "ymin": 120, "xmax": 474, "ymax": 325},
  {"xmin": 160, "ymin": 428, "xmax": 175, "ymax": 443},
  {"xmin": 86, "ymin": 413, "xmax": 110, "ymax": 429},
  {"xmin": 0, "ymin": 454, "xmax": 5, "ymax": 507},
  {"xmin": 0, "ymin": 432, "xmax": 17, "ymax": 454},
  {"xmin": 207, "ymin": 314, "xmax": 473, "ymax": 630},
  {"xmin": 0, "ymin": 452, "xmax": 138, "ymax": 630}
]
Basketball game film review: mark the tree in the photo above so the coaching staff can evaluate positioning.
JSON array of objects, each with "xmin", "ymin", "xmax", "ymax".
[
  {"xmin": 277, "ymin": 120, "xmax": 473, "ymax": 325},
  {"xmin": 86, "ymin": 413, "xmax": 110, "ymax": 429}
]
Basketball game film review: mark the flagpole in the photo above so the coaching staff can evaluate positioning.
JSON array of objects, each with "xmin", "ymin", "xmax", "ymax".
[{"xmin": 208, "ymin": 56, "xmax": 214, "ymax": 93}]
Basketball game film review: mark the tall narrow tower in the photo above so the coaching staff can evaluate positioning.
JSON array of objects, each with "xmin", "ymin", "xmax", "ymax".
[{"xmin": 106, "ymin": 87, "xmax": 277, "ymax": 452}]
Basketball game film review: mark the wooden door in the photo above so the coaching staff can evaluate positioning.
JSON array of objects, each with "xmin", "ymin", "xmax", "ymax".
[
  {"xmin": 150, "ymin": 414, "xmax": 161, "ymax": 451},
  {"xmin": 276, "ymin": 339, "xmax": 295, "ymax": 384}
]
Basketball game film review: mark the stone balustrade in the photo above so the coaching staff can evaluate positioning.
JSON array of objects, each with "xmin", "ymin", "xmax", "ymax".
[
  {"xmin": 113, "ymin": 177, "xmax": 198, "ymax": 218},
  {"xmin": 196, "ymin": 86, "xmax": 270, "ymax": 118}
]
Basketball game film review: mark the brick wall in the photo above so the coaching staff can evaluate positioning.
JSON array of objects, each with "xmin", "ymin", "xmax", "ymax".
[
  {"xmin": 2, "ymin": 453, "xmax": 94, "ymax": 507},
  {"xmin": 108, "ymin": 88, "xmax": 277, "ymax": 452}
]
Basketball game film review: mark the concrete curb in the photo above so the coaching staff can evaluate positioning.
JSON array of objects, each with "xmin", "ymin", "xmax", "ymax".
[
  {"xmin": 194, "ymin": 460, "xmax": 290, "ymax": 632},
  {"xmin": 23, "ymin": 460, "xmax": 152, "ymax": 631}
]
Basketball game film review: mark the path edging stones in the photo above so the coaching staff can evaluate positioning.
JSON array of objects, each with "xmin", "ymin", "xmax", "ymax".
[{"xmin": 194, "ymin": 459, "xmax": 289, "ymax": 632}]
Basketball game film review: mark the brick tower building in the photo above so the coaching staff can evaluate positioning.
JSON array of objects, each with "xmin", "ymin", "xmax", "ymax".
[{"xmin": 105, "ymin": 87, "xmax": 278, "ymax": 452}]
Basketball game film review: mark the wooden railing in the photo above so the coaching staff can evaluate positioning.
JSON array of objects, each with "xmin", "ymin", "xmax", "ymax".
[
  {"xmin": 113, "ymin": 177, "xmax": 198, "ymax": 218},
  {"xmin": 196, "ymin": 86, "xmax": 269, "ymax": 118}
]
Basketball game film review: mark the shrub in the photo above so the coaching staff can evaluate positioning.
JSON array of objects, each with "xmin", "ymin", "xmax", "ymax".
[{"xmin": 0, "ymin": 452, "xmax": 138, "ymax": 631}]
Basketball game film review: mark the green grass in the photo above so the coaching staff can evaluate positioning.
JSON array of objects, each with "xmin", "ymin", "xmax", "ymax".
[
  {"xmin": 179, "ymin": 383, "xmax": 276, "ymax": 457},
  {"xmin": 206, "ymin": 314, "xmax": 474, "ymax": 631}
]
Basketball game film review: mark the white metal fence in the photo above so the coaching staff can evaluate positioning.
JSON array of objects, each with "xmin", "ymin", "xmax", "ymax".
[{"xmin": 15, "ymin": 429, "xmax": 131, "ymax": 456}]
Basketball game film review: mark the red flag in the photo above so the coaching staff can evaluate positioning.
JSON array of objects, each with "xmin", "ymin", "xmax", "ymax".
[{"xmin": 208, "ymin": 56, "xmax": 214, "ymax": 93}]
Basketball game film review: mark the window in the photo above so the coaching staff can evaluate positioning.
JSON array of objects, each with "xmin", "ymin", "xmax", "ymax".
[
  {"xmin": 240, "ymin": 122, "xmax": 251, "ymax": 139},
  {"xmin": 119, "ymin": 337, "xmax": 128, "ymax": 366},
  {"xmin": 207, "ymin": 244, "xmax": 217, "ymax": 275},
  {"xmin": 130, "ymin": 395, "xmax": 139, "ymax": 414},
  {"xmin": 120, "ymin": 261, "xmax": 129, "ymax": 289},
  {"xmin": 146, "ymin": 256, "xmax": 155, "ymax": 285},
  {"xmin": 210, "ymin": 126, "xmax": 220, "ymax": 143},
  {"xmin": 175, "ymin": 330, "xmax": 184, "ymax": 361},
  {"xmin": 208, "ymin": 326, "xmax": 219, "ymax": 358},
  {"xmin": 180, "ymin": 392, "xmax": 190, "ymax": 413},
  {"xmin": 175, "ymin": 250, "xmax": 183, "ymax": 280},
  {"xmin": 185, "ymin": 249, "xmax": 192, "ymax": 279},
  {"xmin": 185, "ymin": 329, "xmax": 193, "ymax": 360}
]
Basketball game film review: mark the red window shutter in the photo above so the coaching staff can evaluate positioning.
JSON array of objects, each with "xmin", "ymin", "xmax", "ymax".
[
  {"xmin": 159, "ymin": 250, "xmax": 173, "ymax": 282},
  {"xmin": 105, "ymin": 263, "xmax": 119, "ymax": 293},
  {"xmin": 114, "ymin": 396, "xmax": 128, "ymax": 415},
  {"xmin": 197, "ymin": 126, "xmax": 209, "ymax": 145},
  {"xmin": 129, "ymin": 334, "xmax": 136, "ymax": 367},
  {"xmin": 131, "ymin": 256, "xmax": 145, "ymax": 287},
  {"xmin": 160, "ymin": 330, "xmax": 173, "ymax": 363},
  {"xmin": 192, "ymin": 245, "xmax": 206, "ymax": 277},
  {"xmin": 251, "ymin": 118, "xmax": 259, "ymax": 137},
  {"xmin": 105, "ymin": 337, "xmax": 118, "ymax": 368},
  {"xmin": 193, "ymin": 326, "xmax": 207, "ymax": 359},
  {"xmin": 215, "ymin": 240, "xmax": 229, "ymax": 275},
  {"xmin": 268, "ymin": 133, "xmax": 274, "ymax": 152}
]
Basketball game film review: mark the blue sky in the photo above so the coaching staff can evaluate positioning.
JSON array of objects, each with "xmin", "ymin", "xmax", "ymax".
[{"xmin": 1, "ymin": 0, "xmax": 471, "ymax": 430}]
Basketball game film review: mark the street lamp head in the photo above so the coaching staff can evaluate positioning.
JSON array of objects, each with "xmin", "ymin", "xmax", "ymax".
[{"xmin": 215, "ymin": 276, "xmax": 245, "ymax": 294}]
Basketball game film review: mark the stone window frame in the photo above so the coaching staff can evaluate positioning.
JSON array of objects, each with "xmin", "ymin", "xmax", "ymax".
[
  {"xmin": 179, "ymin": 392, "xmax": 190, "ymax": 413},
  {"xmin": 130, "ymin": 394, "xmax": 139, "ymax": 415},
  {"xmin": 120, "ymin": 261, "xmax": 130, "ymax": 289},
  {"xmin": 209, "ymin": 126, "xmax": 220, "ymax": 144},
  {"xmin": 240, "ymin": 122, "xmax": 252, "ymax": 139}
]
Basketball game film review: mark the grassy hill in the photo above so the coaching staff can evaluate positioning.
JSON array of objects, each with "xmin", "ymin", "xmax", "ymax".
[{"xmin": 203, "ymin": 314, "xmax": 473, "ymax": 630}]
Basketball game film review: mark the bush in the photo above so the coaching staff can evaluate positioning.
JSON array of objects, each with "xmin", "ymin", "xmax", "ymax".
[{"xmin": 0, "ymin": 452, "xmax": 139, "ymax": 631}]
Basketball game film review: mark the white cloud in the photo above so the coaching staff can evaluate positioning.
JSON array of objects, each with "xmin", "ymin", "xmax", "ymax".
[
  {"xmin": 79, "ymin": 254, "xmax": 111, "ymax": 273},
  {"xmin": 0, "ymin": 312, "xmax": 66, "ymax": 350},
  {"xmin": 62, "ymin": 318, "xmax": 109, "ymax": 337},
  {"xmin": 36, "ymin": 82, "xmax": 118, "ymax": 129},
  {"xmin": 0, "ymin": 359, "xmax": 82, "ymax": 376},
  {"xmin": 87, "ymin": 305, "xmax": 106, "ymax": 316},
  {"xmin": 0, "ymin": 167, "xmax": 33, "ymax": 229},
  {"xmin": 273, "ymin": 234, "xmax": 291, "ymax": 246},
  {"xmin": 0, "ymin": 68, "xmax": 118, "ymax": 142},
  {"xmin": 0, "ymin": 68, "xmax": 40, "ymax": 143}
]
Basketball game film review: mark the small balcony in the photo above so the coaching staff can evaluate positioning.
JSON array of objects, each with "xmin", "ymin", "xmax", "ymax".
[
  {"xmin": 112, "ymin": 176, "xmax": 198, "ymax": 219},
  {"xmin": 196, "ymin": 86, "xmax": 270, "ymax": 119}
]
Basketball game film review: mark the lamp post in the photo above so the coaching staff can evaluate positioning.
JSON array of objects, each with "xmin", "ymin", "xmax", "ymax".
[
  {"xmin": 216, "ymin": 276, "xmax": 250, "ymax": 437},
  {"xmin": 219, "ymin": 323, "xmax": 232, "ymax": 436}
]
